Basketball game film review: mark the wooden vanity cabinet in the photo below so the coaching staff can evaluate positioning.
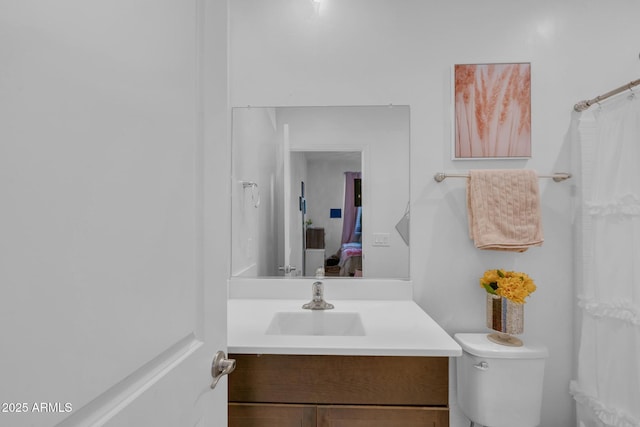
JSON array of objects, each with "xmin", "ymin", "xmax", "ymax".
[
  {"xmin": 228, "ymin": 354, "xmax": 449, "ymax": 427},
  {"xmin": 228, "ymin": 403, "xmax": 316, "ymax": 427}
]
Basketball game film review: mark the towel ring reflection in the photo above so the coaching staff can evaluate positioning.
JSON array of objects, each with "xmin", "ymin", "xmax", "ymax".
[{"xmin": 241, "ymin": 181, "xmax": 260, "ymax": 208}]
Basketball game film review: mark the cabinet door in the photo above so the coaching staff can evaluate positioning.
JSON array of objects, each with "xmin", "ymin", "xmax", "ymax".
[
  {"xmin": 229, "ymin": 403, "xmax": 316, "ymax": 427},
  {"xmin": 317, "ymin": 405, "xmax": 449, "ymax": 427}
]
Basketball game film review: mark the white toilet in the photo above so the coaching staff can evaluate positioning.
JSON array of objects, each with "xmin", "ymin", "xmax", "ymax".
[{"xmin": 454, "ymin": 333, "xmax": 548, "ymax": 427}]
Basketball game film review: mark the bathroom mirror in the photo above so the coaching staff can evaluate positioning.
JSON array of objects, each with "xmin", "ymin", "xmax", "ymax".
[{"xmin": 231, "ymin": 105, "xmax": 410, "ymax": 279}]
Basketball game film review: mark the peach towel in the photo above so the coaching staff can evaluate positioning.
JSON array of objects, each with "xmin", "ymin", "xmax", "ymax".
[{"xmin": 467, "ymin": 169, "xmax": 543, "ymax": 252}]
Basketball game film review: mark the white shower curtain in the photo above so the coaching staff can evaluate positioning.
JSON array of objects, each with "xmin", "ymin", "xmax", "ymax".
[{"xmin": 571, "ymin": 93, "xmax": 640, "ymax": 427}]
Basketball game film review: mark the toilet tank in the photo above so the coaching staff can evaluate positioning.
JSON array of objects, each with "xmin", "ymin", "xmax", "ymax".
[{"xmin": 454, "ymin": 333, "xmax": 548, "ymax": 427}]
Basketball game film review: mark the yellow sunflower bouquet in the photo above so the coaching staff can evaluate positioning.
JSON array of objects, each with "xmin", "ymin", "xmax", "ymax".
[{"xmin": 480, "ymin": 269, "xmax": 536, "ymax": 304}]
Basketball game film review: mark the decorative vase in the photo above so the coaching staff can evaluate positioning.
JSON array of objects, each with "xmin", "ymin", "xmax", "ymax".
[{"xmin": 486, "ymin": 294, "xmax": 524, "ymax": 346}]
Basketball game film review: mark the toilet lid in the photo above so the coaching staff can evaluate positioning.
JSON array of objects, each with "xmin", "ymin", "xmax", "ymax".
[{"xmin": 454, "ymin": 333, "xmax": 548, "ymax": 359}]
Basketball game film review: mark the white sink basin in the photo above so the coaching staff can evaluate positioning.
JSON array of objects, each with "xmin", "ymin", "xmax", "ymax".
[{"xmin": 265, "ymin": 311, "xmax": 365, "ymax": 336}]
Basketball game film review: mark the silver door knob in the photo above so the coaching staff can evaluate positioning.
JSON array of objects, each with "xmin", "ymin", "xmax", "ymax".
[
  {"xmin": 473, "ymin": 361, "xmax": 489, "ymax": 371},
  {"xmin": 210, "ymin": 351, "xmax": 236, "ymax": 389}
]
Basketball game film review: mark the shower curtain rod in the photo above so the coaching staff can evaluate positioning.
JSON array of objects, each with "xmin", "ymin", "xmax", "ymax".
[
  {"xmin": 433, "ymin": 172, "xmax": 572, "ymax": 183},
  {"xmin": 574, "ymin": 78, "xmax": 640, "ymax": 112}
]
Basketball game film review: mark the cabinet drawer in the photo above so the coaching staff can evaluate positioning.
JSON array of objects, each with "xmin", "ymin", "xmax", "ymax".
[
  {"xmin": 229, "ymin": 354, "xmax": 448, "ymax": 406},
  {"xmin": 306, "ymin": 228, "xmax": 325, "ymax": 249},
  {"xmin": 317, "ymin": 405, "xmax": 449, "ymax": 427},
  {"xmin": 229, "ymin": 403, "xmax": 315, "ymax": 427}
]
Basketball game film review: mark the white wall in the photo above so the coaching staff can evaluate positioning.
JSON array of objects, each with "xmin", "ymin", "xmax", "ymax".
[
  {"xmin": 231, "ymin": 108, "xmax": 279, "ymax": 276},
  {"xmin": 229, "ymin": 1, "xmax": 640, "ymax": 426},
  {"xmin": 306, "ymin": 153, "xmax": 361, "ymax": 257}
]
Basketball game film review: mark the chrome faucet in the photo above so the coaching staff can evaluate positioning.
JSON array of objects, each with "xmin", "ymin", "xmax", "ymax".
[{"xmin": 302, "ymin": 281, "xmax": 334, "ymax": 310}]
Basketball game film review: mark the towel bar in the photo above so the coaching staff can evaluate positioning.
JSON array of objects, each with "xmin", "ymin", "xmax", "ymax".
[{"xmin": 434, "ymin": 172, "xmax": 571, "ymax": 183}]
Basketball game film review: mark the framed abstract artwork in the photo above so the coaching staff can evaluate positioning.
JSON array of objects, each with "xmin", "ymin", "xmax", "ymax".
[{"xmin": 453, "ymin": 62, "xmax": 531, "ymax": 159}]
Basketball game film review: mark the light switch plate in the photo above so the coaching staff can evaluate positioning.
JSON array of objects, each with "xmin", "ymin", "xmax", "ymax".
[{"xmin": 372, "ymin": 233, "xmax": 390, "ymax": 247}]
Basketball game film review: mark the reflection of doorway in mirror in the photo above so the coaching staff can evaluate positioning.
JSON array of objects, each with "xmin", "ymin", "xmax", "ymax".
[{"xmin": 297, "ymin": 151, "xmax": 362, "ymax": 277}]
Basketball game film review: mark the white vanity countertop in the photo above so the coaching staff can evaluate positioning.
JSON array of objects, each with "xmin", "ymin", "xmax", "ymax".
[{"xmin": 228, "ymin": 299, "xmax": 462, "ymax": 357}]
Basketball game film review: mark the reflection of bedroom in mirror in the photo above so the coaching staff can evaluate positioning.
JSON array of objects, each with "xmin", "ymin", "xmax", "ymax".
[
  {"xmin": 296, "ymin": 151, "xmax": 363, "ymax": 277},
  {"xmin": 231, "ymin": 105, "xmax": 410, "ymax": 280}
]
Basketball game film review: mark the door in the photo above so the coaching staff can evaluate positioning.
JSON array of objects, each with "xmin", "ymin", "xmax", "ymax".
[
  {"xmin": 0, "ymin": 1, "xmax": 229, "ymax": 426},
  {"xmin": 290, "ymin": 154, "xmax": 306, "ymax": 276},
  {"xmin": 279, "ymin": 124, "xmax": 297, "ymax": 276}
]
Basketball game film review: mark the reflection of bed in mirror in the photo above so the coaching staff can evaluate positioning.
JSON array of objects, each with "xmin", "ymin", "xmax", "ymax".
[
  {"xmin": 335, "ymin": 204, "xmax": 362, "ymax": 277},
  {"xmin": 338, "ymin": 243, "xmax": 362, "ymax": 276}
]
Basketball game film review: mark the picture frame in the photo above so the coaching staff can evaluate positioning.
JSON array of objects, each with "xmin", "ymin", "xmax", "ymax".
[{"xmin": 452, "ymin": 62, "xmax": 531, "ymax": 159}]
